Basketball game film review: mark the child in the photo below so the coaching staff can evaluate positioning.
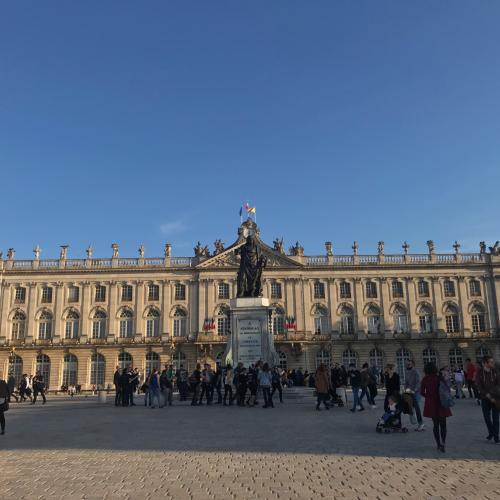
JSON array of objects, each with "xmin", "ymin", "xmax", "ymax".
[{"xmin": 380, "ymin": 396, "xmax": 398, "ymax": 424}]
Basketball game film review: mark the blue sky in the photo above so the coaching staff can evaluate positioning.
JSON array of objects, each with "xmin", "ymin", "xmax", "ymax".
[{"xmin": 1, "ymin": 1, "xmax": 499, "ymax": 259}]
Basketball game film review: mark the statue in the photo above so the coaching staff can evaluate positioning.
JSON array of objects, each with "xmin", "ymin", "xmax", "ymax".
[
  {"xmin": 33, "ymin": 245, "xmax": 41, "ymax": 260},
  {"xmin": 138, "ymin": 245, "xmax": 145, "ymax": 258},
  {"xmin": 480, "ymin": 241, "xmax": 486, "ymax": 254},
  {"xmin": 214, "ymin": 239, "xmax": 225, "ymax": 255},
  {"xmin": 273, "ymin": 238, "xmax": 284, "ymax": 255},
  {"xmin": 164, "ymin": 243, "xmax": 172, "ymax": 257},
  {"xmin": 7, "ymin": 248, "xmax": 15, "ymax": 260},
  {"xmin": 377, "ymin": 241, "xmax": 385, "ymax": 255},
  {"xmin": 453, "ymin": 241, "xmax": 461, "ymax": 254},
  {"xmin": 194, "ymin": 242, "xmax": 210, "ymax": 257},
  {"xmin": 402, "ymin": 241, "xmax": 410, "ymax": 255},
  {"xmin": 111, "ymin": 243, "xmax": 119, "ymax": 258},
  {"xmin": 86, "ymin": 245, "xmax": 93, "ymax": 258},
  {"xmin": 489, "ymin": 241, "xmax": 500, "ymax": 256},
  {"xmin": 289, "ymin": 242, "xmax": 304, "ymax": 257},
  {"xmin": 236, "ymin": 234, "xmax": 267, "ymax": 297},
  {"xmin": 352, "ymin": 241, "xmax": 359, "ymax": 255},
  {"xmin": 60, "ymin": 245, "xmax": 69, "ymax": 260},
  {"xmin": 426, "ymin": 240, "xmax": 435, "ymax": 254},
  {"xmin": 325, "ymin": 241, "xmax": 333, "ymax": 256}
]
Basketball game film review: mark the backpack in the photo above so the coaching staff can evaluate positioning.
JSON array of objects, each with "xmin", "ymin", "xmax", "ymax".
[{"xmin": 438, "ymin": 380, "xmax": 455, "ymax": 409}]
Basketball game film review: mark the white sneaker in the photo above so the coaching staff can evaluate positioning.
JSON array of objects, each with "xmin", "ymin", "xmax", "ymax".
[
  {"xmin": 416, "ymin": 424, "xmax": 425, "ymax": 431},
  {"xmin": 371, "ymin": 405, "xmax": 377, "ymax": 409}
]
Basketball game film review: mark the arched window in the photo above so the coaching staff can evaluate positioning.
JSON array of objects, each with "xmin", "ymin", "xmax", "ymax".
[
  {"xmin": 471, "ymin": 304, "xmax": 486, "ymax": 333},
  {"xmin": 63, "ymin": 353, "xmax": 78, "ymax": 386},
  {"xmin": 342, "ymin": 349, "xmax": 358, "ymax": 368},
  {"xmin": 422, "ymin": 348, "xmax": 438, "ymax": 366},
  {"xmin": 92, "ymin": 310, "xmax": 107, "ymax": 339},
  {"xmin": 146, "ymin": 308, "xmax": 160, "ymax": 337},
  {"xmin": 396, "ymin": 348, "xmax": 412, "ymax": 383},
  {"xmin": 392, "ymin": 280, "xmax": 404, "ymax": 298},
  {"xmin": 145, "ymin": 351, "xmax": 161, "ymax": 376},
  {"xmin": 216, "ymin": 305, "xmax": 230, "ymax": 336},
  {"xmin": 313, "ymin": 305, "xmax": 329, "ymax": 335},
  {"xmin": 11, "ymin": 310, "xmax": 26, "ymax": 340},
  {"xmin": 173, "ymin": 307, "xmax": 187, "ymax": 337},
  {"xmin": 38, "ymin": 311, "xmax": 53, "ymax": 340},
  {"xmin": 316, "ymin": 349, "xmax": 331, "ymax": 368},
  {"xmin": 476, "ymin": 346, "xmax": 491, "ymax": 364},
  {"xmin": 393, "ymin": 305, "xmax": 408, "ymax": 333},
  {"xmin": 36, "ymin": 353, "xmax": 51, "ymax": 389},
  {"xmin": 367, "ymin": 305, "xmax": 381, "ymax": 334},
  {"xmin": 172, "ymin": 351, "xmax": 186, "ymax": 371},
  {"xmin": 90, "ymin": 353, "xmax": 105, "ymax": 387},
  {"xmin": 418, "ymin": 280, "xmax": 429, "ymax": 297},
  {"xmin": 418, "ymin": 304, "xmax": 433, "ymax": 334},
  {"xmin": 449, "ymin": 348, "xmax": 464, "ymax": 370},
  {"xmin": 339, "ymin": 281, "xmax": 351, "ymax": 299},
  {"xmin": 65, "ymin": 310, "xmax": 80, "ymax": 339},
  {"xmin": 444, "ymin": 304, "xmax": 460, "ymax": 333},
  {"xmin": 272, "ymin": 306, "xmax": 285, "ymax": 335},
  {"xmin": 365, "ymin": 281, "xmax": 377, "ymax": 299},
  {"xmin": 118, "ymin": 351, "xmax": 133, "ymax": 370},
  {"xmin": 8, "ymin": 354, "xmax": 23, "ymax": 384},
  {"xmin": 469, "ymin": 279, "xmax": 481, "ymax": 297},
  {"xmin": 277, "ymin": 351, "xmax": 287, "ymax": 370},
  {"xmin": 119, "ymin": 309, "xmax": 134, "ymax": 338},
  {"xmin": 369, "ymin": 349, "xmax": 384, "ymax": 372},
  {"xmin": 339, "ymin": 306, "xmax": 354, "ymax": 335},
  {"xmin": 443, "ymin": 279, "xmax": 456, "ymax": 297}
]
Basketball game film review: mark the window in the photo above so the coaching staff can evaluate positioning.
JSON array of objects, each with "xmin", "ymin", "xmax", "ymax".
[
  {"xmin": 63, "ymin": 353, "xmax": 78, "ymax": 386},
  {"xmin": 119, "ymin": 309, "xmax": 134, "ymax": 338},
  {"xmin": 148, "ymin": 284, "xmax": 160, "ymax": 301},
  {"xmin": 369, "ymin": 349, "xmax": 384, "ymax": 372},
  {"xmin": 173, "ymin": 307, "xmax": 187, "ymax": 337},
  {"xmin": 68, "ymin": 286, "xmax": 79, "ymax": 303},
  {"xmin": 270, "ymin": 282, "xmax": 282, "ymax": 299},
  {"xmin": 65, "ymin": 310, "xmax": 80, "ymax": 339},
  {"xmin": 445, "ymin": 304, "xmax": 459, "ymax": 333},
  {"xmin": 471, "ymin": 304, "xmax": 486, "ymax": 333},
  {"xmin": 216, "ymin": 305, "xmax": 230, "ymax": 336},
  {"xmin": 393, "ymin": 305, "xmax": 408, "ymax": 333},
  {"xmin": 11, "ymin": 311, "xmax": 26, "ymax": 340},
  {"xmin": 277, "ymin": 351, "xmax": 287, "ymax": 370},
  {"xmin": 90, "ymin": 353, "xmax": 105, "ymax": 387},
  {"xmin": 366, "ymin": 305, "xmax": 380, "ymax": 334},
  {"xmin": 339, "ymin": 306, "xmax": 354, "ymax": 335},
  {"xmin": 418, "ymin": 280, "xmax": 429, "ymax": 297},
  {"xmin": 8, "ymin": 354, "xmax": 23, "ymax": 385},
  {"xmin": 443, "ymin": 280, "xmax": 455, "ymax": 297},
  {"xmin": 342, "ymin": 349, "xmax": 358, "ymax": 368},
  {"xmin": 175, "ymin": 283, "xmax": 186, "ymax": 300},
  {"xmin": 15, "ymin": 286, "xmax": 26, "ymax": 303},
  {"xmin": 313, "ymin": 281, "xmax": 325, "ymax": 299},
  {"xmin": 396, "ymin": 348, "xmax": 412, "ymax": 384},
  {"xmin": 145, "ymin": 351, "xmax": 161, "ymax": 376},
  {"xmin": 418, "ymin": 305, "xmax": 433, "ymax": 333},
  {"xmin": 316, "ymin": 349, "xmax": 331, "ymax": 368},
  {"xmin": 41, "ymin": 286, "xmax": 53, "ymax": 303},
  {"xmin": 365, "ymin": 281, "xmax": 377, "ymax": 299},
  {"xmin": 121, "ymin": 285, "xmax": 133, "ymax": 302},
  {"xmin": 272, "ymin": 307, "xmax": 285, "ymax": 335},
  {"xmin": 172, "ymin": 351, "xmax": 186, "ymax": 371},
  {"xmin": 95, "ymin": 285, "xmax": 106, "ymax": 302},
  {"xmin": 339, "ymin": 281, "xmax": 351, "ymax": 299},
  {"xmin": 218, "ymin": 283, "xmax": 230, "ymax": 299},
  {"xmin": 392, "ymin": 280, "xmax": 404, "ymax": 298},
  {"xmin": 469, "ymin": 280, "xmax": 481, "ymax": 297},
  {"xmin": 92, "ymin": 310, "xmax": 107, "ymax": 339},
  {"xmin": 422, "ymin": 348, "xmax": 438, "ymax": 366},
  {"xmin": 449, "ymin": 348, "xmax": 464, "ymax": 370},
  {"xmin": 476, "ymin": 346, "xmax": 491, "ymax": 364},
  {"xmin": 36, "ymin": 353, "xmax": 51, "ymax": 389},
  {"xmin": 38, "ymin": 311, "xmax": 53, "ymax": 339},
  {"xmin": 313, "ymin": 305, "xmax": 328, "ymax": 335},
  {"xmin": 118, "ymin": 352, "xmax": 133, "ymax": 370},
  {"xmin": 146, "ymin": 308, "xmax": 160, "ymax": 337}
]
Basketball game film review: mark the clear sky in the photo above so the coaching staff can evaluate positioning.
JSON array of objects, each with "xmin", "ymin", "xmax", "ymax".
[{"xmin": 1, "ymin": 1, "xmax": 499, "ymax": 259}]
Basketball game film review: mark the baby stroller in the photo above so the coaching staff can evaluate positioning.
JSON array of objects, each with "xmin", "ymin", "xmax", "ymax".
[
  {"xmin": 329, "ymin": 387, "xmax": 345, "ymax": 407},
  {"xmin": 376, "ymin": 403, "xmax": 408, "ymax": 433}
]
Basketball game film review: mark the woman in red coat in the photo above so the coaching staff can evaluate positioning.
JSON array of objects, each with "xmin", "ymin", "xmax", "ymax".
[{"xmin": 420, "ymin": 363, "xmax": 452, "ymax": 452}]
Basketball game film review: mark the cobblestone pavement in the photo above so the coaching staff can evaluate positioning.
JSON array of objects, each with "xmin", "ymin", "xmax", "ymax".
[{"xmin": 1, "ymin": 389, "xmax": 499, "ymax": 499}]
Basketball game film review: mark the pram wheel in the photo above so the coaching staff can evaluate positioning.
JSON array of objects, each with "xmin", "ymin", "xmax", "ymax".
[
  {"xmin": 384, "ymin": 428, "xmax": 391, "ymax": 433},
  {"xmin": 402, "ymin": 427, "xmax": 408, "ymax": 433}
]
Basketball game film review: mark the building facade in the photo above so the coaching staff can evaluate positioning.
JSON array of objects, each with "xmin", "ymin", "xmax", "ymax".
[{"xmin": 1, "ymin": 219, "xmax": 499, "ymax": 390}]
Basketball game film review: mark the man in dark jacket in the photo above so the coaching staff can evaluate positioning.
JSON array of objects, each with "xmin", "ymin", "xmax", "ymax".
[
  {"xmin": 113, "ymin": 366, "xmax": 121, "ymax": 406},
  {"xmin": 7, "ymin": 374, "xmax": 18, "ymax": 403},
  {"xmin": 348, "ymin": 363, "xmax": 364, "ymax": 413},
  {"xmin": 0, "ymin": 378, "xmax": 9, "ymax": 434},
  {"xmin": 384, "ymin": 364, "xmax": 400, "ymax": 411},
  {"xmin": 475, "ymin": 356, "xmax": 500, "ymax": 444}
]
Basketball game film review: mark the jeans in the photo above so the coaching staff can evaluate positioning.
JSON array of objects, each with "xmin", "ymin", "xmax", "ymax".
[
  {"xmin": 262, "ymin": 386, "xmax": 273, "ymax": 407},
  {"xmin": 223, "ymin": 384, "xmax": 233, "ymax": 404},
  {"xmin": 191, "ymin": 383, "xmax": 201, "ymax": 404},
  {"xmin": 351, "ymin": 386, "xmax": 364, "ymax": 411},
  {"xmin": 271, "ymin": 383, "xmax": 283, "ymax": 402},
  {"xmin": 455, "ymin": 382, "xmax": 465, "ymax": 398},
  {"xmin": 114, "ymin": 387, "xmax": 121, "ymax": 406},
  {"xmin": 481, "ymin": 398, "xmax": 499, "ymax": 440},
  {"xmin": 33, "ymin": 389, "xmax": 46, "ymax": 404},
  {"xmin": 359, "ymin": 387, "xmax": 373, "ymax": 405},
  {"xmin": 412, "ymin": 393, "xmax": 423, "ymax": 425},
  {"xmin": 466, "ymin": 379, "xmax": 479, "ymax": 399},
  {"xmin": 150, "ymin": 388, "xmax": 161, "ymax": 408},
  {"xmin": 432, "ymin": 417, "xmax": 447, "ymax": 446}
]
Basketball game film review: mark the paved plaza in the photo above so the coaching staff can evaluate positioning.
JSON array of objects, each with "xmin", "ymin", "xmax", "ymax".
[{"xmin": 1, "ymin": 388, "xmax": 499, "ymax": 500}]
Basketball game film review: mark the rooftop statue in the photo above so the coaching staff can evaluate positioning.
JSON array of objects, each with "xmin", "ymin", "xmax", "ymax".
[{"xmin": 236, "ymin": 234, "xmax": 267, "ymax": 297}]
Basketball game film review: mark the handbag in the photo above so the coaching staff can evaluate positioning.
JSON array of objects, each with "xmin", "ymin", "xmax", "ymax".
[{"xmin": 0, "ymin": 397, "xmax": 9, "ymax": 412}]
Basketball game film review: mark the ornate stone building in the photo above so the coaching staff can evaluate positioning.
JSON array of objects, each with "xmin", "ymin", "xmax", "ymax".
[{"xmin": 0, "ymin": 220, "xmax": 499, "ymax": 390}]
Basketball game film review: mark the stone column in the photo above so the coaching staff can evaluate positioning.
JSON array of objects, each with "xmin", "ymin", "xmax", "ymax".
[
  {"xmin": 302, "ymin": 279, "xmax": 312, "ymax": 334},
  {"xmin": 294, "ymin": 279, "xmax": 305, "ymax": 332},
  {"xmin": 108, "ymin": 281, "xmax": 118, "ymax": 336},
  {"xmin": 80, "ymin": 282, "xmax": 91, "ymax": 339},
  {"xmin": 135, "ymin": 281, "xmax": 144, "ymax": 336},
  {"xmin": 49, "ymin": 349, "xmax": 64, "ymax": 391},
  {"xmin": 0, "ymin": 283, "xmax": 11, "ymax": 340},
  {"xmin": 161, "ymin": 280, "xmax": 171, "ymax": 335},
  {"xmin": 189, "ymin": 279, "xmax": 198, "ymax": 336},
  {"xmin": 353, "ymin": 278, "xmax": 365, "ymax": 335},
  {"xmin": 206, "ymin": 280, "xmax": 215, "ymax": 324},
  {"xmin": 405, "ymin": 277, "xmax": 418, "ymax": 337},
  {"xmin": 431, "ymin": 277, "xmax": 444, "ymax": 334},
  {"xmin": 26, "ymin": 282, "xmax": 38, "ymax": 339},
  {"xmin": 378, "ymin": 278, "xmax": 392, "ymax": 336},
  {"xmin": 54, "ymin": 282, "xmax": 64, "ymax": 340},
  {"xmin": 77, "ymin": 349, "xmax": 92, "ymax": 390},
  {"xmin": 326, "ymin": 278, "xmax": 337, "ymax": 333},
  {"xmin": 457, "ymin": 276, "xmax": 471, "ymax": 337}
]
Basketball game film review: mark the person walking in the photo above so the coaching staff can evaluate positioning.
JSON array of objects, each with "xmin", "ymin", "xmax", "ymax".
[
  {"xmin": 32, "ymin": 371, "xmax": 47, "ymax": 405},
  {"xmin": 384, "ymin": 364, "xmax": 400, "ymax": 411},
  {"xmin": 360, "ymin": 363, "xmax": 375, "ymax": 408},
  {"xmin": 190, "ymin": 363, "xmax": 202, "ymax": 406},
  {"xmin": 149, "ymin": 369, "xmax": 161, "ymax": 409},
  {"xmin": 420, "ymin": 363, "xmax": 452, "ymax": 452},
  {"xmin": 465, "ymin": 358, "xmax": 480, "ymax": 404},
  {"xmin": 113, "ymin": 366, "xmax": 121, "ymax": 406},
  {"xmin": 475, "ymin": 355, "xmax": 500, "ymax": 444},
  {"xmin": 349, "ymin": 363, "xmax": 364, "ymax": 413},
  {"xmin": 223, "ymin": 364, "xmax": 234, "ymax": 406},
  {"xmin": 258, "ymin": 363, "xmax": 274, "ymax": 408},
  {"xmin": 314, "ymin": 364, "xmax": 330, "ymax": 411},
  {"xmin": 0, "ymin": 377, "xmax": 9, "ymax": 435},
  {"xmin": 271, "ymin": 366, "xmax": 283, "ymax": 403},
  {"xmin": 7, "ymin": 374, "xmax": 18, "ymax": 403},
  {"xmin": 405, "ymin": 360, "xmax": 425, "ymax": 431},
  {"xmin": 453, "ymin": 367, "xmax": 466, "ymax": 399}
]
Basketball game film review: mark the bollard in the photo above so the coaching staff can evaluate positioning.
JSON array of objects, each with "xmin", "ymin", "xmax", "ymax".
[{"xmin": 98, "ymin": 391, "xmax": 107, "ymax": 403}]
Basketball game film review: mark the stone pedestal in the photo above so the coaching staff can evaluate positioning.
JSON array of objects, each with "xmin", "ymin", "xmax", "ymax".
[{"xmin": 224, "ymin": 297, "xmax": 277, "ymax": 367}]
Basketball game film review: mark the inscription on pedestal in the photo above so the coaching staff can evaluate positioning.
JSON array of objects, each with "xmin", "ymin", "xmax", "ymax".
[{"xmin": 238, "ymin": 319, "xmax": 262, "ymax": 365}]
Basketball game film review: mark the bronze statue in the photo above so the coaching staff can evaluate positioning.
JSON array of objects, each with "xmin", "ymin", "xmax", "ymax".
[{"xmin": 236, "ymin": 235, "xmax": 267, "ymax": 297}]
